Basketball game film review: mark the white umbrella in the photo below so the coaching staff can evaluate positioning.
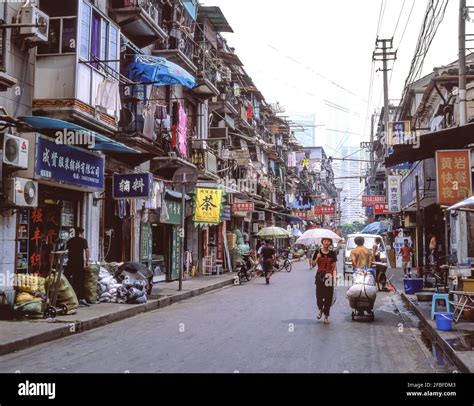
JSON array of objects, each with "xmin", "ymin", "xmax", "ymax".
[
  {"xmin": 256, "ymin": 226, "xmax": 291, "ymax": 239},
  {"xmin": 447, "ymin": 196, "xmax": 474, "ymax": 211},
  {"xmin": 295, "ymin": 228, "xmax": 341, "ymax": 246}
]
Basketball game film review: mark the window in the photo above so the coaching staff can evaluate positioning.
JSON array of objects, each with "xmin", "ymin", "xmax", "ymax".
[
  {"xmin": 37, "ymin": 18, "xmax": 77, "ymax": 55},
  {"xmin": 80, "ymin": 2, "xmax": 91, "ymax": 59},
  {"xmin": 40, "ymin": 0, "xmax": 78, "ymax": 17},
  {"xmin": 79, "ymin": 1, "xmax": 119, "ymax": 71},
  {"xmin": 100, "ymin": 20, "xmax": 108, "ymax": 63},
  {"xmin": 108, "ymin": 26, "xmax": 118, "ymax": 72}
]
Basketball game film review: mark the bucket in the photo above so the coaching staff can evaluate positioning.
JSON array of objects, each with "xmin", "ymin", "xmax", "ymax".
[
  {"xmin": 435, "ymin": 312, "xmax": 453, "ymax": 331},
  {"xmin": 403, "ymin": 278, "xmax": 423, "ymax": 294}
]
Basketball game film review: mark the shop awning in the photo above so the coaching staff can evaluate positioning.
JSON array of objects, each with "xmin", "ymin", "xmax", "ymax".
[
  {"xmin": 198, "ymin": 6, "xmax": 233, "ymax": 33},
  {"xmin": 125, "ymin": 55, "xmax": 196, "ymax": 89},
  {"xmin": 385, "ymin": 123, "xmax": 474, "ymax": 166},
  {"xmin": 165, "ymin": 189, "xmax": 191, "ymax": 200},
  {"xmin": 447, "ymin": 195, "xmax": 474, "ymax": 211},
  {"xmin": 18, "ymin": 116, "xmax": 140, "ymax": 154}
]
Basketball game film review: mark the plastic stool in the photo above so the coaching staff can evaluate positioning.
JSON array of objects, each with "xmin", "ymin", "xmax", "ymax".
[{"xmin": 431, "ymin": 294, "xmax": 451, "ymax": 320}]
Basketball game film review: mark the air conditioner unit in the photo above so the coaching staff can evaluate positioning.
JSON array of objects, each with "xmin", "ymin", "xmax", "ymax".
[
  {"xmin": 222, "ymin": 67, "xmax": 232, "ymax": 82},
  {"xmin": 5, "ymin": 177, "xmax": 38, "ymax": 207},
  {"xmin": 252, "ymin": 211, "xmax": 265, "ymax": 221},
  {"xmin": 2, "ymin": 133, "xmax": 29, "ymax": 169},
  {"xmin": 19, "ymin": 6, "xmax": 49, "ymax": 43}
]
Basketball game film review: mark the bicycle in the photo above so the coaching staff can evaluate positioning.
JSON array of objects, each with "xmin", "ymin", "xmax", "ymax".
[
  {"xmin": 274, "ymin": 253, "xmax": 292, "ymax": 273},
  {"xmin": 423, "ymin": 253, "xmax": 456, "ymax": 293}
]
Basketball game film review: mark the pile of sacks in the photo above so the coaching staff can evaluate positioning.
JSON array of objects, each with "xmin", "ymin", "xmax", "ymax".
[
  {"xmin": 346, "ymin": 269, "xmax": 378, "ymax": 309},
  {"xmin": 13, "ymin": 274, "xmax": 46, "ymax": 315},
  {"xmin": 97, "ymin": 267, "xmax": 122, "ymax": 303},
  {"xmin": 97, "ymin": 267, "xmax": 147, "ymax": 304}
]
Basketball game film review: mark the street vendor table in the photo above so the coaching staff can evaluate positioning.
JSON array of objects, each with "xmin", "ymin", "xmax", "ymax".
[{"xmin": 450, "ymin": 291, "xmax": 474, "ymax": 323}]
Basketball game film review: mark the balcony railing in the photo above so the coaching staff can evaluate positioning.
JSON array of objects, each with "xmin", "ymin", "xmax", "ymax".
[{"xmin": 109, "ymin": 0, "xmax": 167, "ymax": 47}]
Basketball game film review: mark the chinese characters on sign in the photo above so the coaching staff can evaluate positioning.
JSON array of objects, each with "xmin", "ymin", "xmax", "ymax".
[
  {"xmin": 36, "ymin": 136, "xmax": 104, "ymax": 190},
  {"xmin": 387, "ymin": 121, "xmax": 411, "ymax": 146},
  {"xmin": 387, "ymin": 175, "xmax": 401, "ymax": 213},
  {"xmin": 113, "ymin": 173, "xmax": 152, "ymax": 199},
  {"xmin": 194, "ymin": 188, "xmax": 223, "ymax": 224},
  {"xmin": 436, "ymin": 150, "xmax": 472, "ymax": 206},
  {"xmin": 232, "ymin": 202, "xmax": 255, "ymax": 213},
  {"xmin": 362, "ymin": 195, "xmax": 386, "ymax": 207},
  {"xmin": 29, "ymin": 206, "xmax": 60, "ymax": 273},
  {"xmin": 373, "ymin": 203, "xmax": 389, "ymax": 215},
  {"xmin": 314, "ymin": 205, "xmax": 336, "ymax": 216}
]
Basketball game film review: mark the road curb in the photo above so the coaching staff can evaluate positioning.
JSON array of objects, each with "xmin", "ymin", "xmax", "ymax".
[
  {"xmin": 400, "ymin": 292, "xmax": 471, "ymax": 373},
  {"xmin": 0, "ymin": 277, "xmax": 235, "ymax": 357}
]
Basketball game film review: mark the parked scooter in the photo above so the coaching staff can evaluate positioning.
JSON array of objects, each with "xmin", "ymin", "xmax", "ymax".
[{"xmin": 235, "ymin": 253, "xmax": 253, "ymax": 283}]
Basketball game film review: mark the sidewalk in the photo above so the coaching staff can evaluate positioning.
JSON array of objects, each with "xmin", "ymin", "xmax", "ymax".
[
  {"xmin": 0, "ymin": 273, "xmax": 236, "ymax": 357},
  {"xmin": 390, "ymin": 268, "xmax": 474, "ymax": 373}
]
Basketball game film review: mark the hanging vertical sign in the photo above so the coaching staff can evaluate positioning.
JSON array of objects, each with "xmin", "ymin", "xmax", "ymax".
[
  {"xmin": 193, "ymin": 188, "xmax": 223, "ymax": 224},
  {"xmin": 436, "ymin": 150, "xmax": 472, "ymax": 206},
  {"xmin": 387, "ymin": 175, "xmax": 402, "ymax": 213}
]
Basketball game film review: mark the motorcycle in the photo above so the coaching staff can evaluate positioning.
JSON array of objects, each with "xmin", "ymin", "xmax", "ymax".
[{"xmin": 235, "ymin": 253, "xmax": 254, "ymax": 283}]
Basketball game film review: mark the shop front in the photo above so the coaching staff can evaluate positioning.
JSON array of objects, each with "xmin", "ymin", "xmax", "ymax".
[
  {"xmin": 15, "ymin": 133, "xmax": 105, "ymax": 274},
  {"xmin": 152, "ymin": 190, "xmax": 183, "ymax": 281}
]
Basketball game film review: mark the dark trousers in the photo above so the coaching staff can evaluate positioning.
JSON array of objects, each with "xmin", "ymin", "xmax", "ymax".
[
  {"xmin": 315, "ymin": 272, "xmax": 334, "ymax": 317},
  {"xmin": 65, "ymin": 264, "xmax": 85, "ymax": 300}
]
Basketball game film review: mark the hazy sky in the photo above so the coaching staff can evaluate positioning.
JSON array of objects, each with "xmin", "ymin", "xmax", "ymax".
[{"xmin": 207, "ymin": 0, "xmax": 464, "ymax": 154}]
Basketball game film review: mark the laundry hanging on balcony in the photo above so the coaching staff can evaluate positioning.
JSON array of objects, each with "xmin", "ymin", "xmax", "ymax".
[
  {"xmin": 125, "ymin": 55, "xmax": 196, "ymax": 89},
  {"xmin": 95, "ymin": 78, "xmax": 121, "ymax": 120}
]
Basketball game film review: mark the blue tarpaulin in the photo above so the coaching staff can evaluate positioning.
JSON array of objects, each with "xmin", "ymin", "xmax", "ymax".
[
  {"xmin": 361, "ymin": 221, "xmax": 388, "ymax": 235},
  {"xmin": 125, "ymin": 55, "xmax": 196, "ymax": 89}
]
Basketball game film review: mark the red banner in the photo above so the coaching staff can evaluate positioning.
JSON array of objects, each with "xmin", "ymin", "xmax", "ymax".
[
  {"xmin": 292, "ymin": 210, "xmax": 309, "ymax": 219},
  {"xmin": 436, "ymin": 150, "xmax": 472, "ymax": 206},
  {"xmin": 373, "ymin": 203, "xmax": 389, "ymax": 215},
  {"xmin": 362, "ymin": 195, "xmax": 386, "ymax": 207},
  {"xmin": 232, "ymin": 202, "xmax": 254, "ymax": 213},
  {"xmin": 314, "ymin": 205, "xmax": 336, "ymax": 215}
]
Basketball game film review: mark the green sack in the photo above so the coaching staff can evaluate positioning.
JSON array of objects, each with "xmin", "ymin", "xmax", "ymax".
[
  {"xmin": 45, "ymin": 273, "xmax": 79, "ymax": 313},
  {"xmin": 14, "ymin": 300, "xmax": 42, "ymax": 315},
  {"xmin": 84, "ymin": 265, "xmax": 99, "ymax": 303}
]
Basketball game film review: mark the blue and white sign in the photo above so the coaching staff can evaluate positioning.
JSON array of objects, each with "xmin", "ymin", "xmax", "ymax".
[
  {"xmin": 113, "ymin": 173, "xmax": 152, "ymax": 199},
  {"xmin": 36, "ymin": 136, "xmax": 104, "ymax": 190}
]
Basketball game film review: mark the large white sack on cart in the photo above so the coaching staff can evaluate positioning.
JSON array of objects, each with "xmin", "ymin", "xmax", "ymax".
[
  {"xmin": 352, "ymin": 270, "xmax": 376, "ymax": 286},
  {"xmin": 346, "ymin": 284, "xmax": 378, "ymax": 300}
]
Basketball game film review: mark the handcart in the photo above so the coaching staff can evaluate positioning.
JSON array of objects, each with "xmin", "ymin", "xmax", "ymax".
[
  {"xmin": 43, "ymin": 249, "xmax": 69, "ymax": 319},
  {"xmin": 348, "ymin": 268, "xmax": 377, "ymax": 322}
]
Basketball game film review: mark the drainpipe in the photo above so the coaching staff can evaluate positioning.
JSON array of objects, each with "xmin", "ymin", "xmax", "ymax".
[{"xmin": 1, "ymin": 1, "xmax": 7, "ymax": 72}]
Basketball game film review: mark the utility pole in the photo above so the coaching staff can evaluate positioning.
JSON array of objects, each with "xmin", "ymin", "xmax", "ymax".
[
  {"xmin": 373, "ymin": 38, "xmax": 397, "ymax": 141},
  {"xmin": 460, "ymin": 0, "xmax": 467, "ymax": 125}
]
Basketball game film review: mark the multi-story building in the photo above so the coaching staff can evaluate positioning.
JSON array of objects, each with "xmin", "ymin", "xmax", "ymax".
[{"xmin": 0, "ymin": 0, "xmax": 305, "ymax": 295}]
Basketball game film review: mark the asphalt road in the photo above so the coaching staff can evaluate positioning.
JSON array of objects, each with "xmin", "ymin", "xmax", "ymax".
[{"xmin": 0, "ymin": 258, "xmax": 451, "ymax": 373}]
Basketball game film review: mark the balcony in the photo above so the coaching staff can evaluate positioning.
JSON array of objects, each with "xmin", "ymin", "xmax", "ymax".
[
  {"xmin": 153, "ymin": 26, "xmax": 197, "ymax": 74},
  {"xmin": 109, "ymin": 0, "xmax": 168, "ymax": 47}
]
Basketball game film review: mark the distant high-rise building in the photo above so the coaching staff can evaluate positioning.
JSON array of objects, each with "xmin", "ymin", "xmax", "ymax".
[
  {"xmin": 333, "ymin": 146, "xmax": 367, "ymax": 224},
  {"xmin": 289, "ymin": 112, "xmax": 316, "ymax": 147}
]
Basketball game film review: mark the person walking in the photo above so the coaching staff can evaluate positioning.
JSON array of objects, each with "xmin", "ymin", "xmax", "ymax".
[
  {"xmin": 312, "ymin": 238, "xmax": 337, "ymax": 324},
  {"xmin": 350, "ymin": 236, "xmax": 373, "ymax": 269},
  {"xmin": 372, "ymin": 237, "xmax": 382, "ymax": 262},
  {"xmin": 260, "ymin": 240, "xmax": 276, "ymax": 285},
  {"xmin": 399, "ymin": 239, "xmax": 415, "ymax": 278},
  {"xmin": 66, "ymin": 227, "xmax": 90, "ymax": 306}
]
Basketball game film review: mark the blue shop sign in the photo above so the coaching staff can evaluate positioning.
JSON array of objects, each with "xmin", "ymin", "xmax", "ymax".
[
  {"xmin": 401, "ymin": 158, "xmax": 436, "ymax": 209},
  {"xmin": 36, "ymin": 136, "xmax": 104, "ymax": 190},
  {"xmin": 113, "ymin": 173, "xmax": 152, "ymax": 199}
]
